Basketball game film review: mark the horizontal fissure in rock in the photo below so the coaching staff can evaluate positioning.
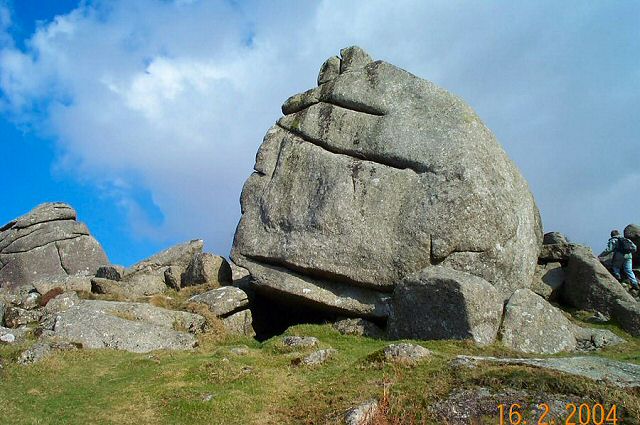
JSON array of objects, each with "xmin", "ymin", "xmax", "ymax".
[
  {"xmin": 244, "ymin": 253, "xmax": 395, "ymax": 293},
  {"xmin": 275, "ymin": 123, "xmax": 432, "ymax": 175},
  {"xmin": 283, "ymin": 94, "xmax": 386, "ymax": 117},
  {"xmin": 1, "ymin": 235, "xmax": 86, "ymax": 255}
]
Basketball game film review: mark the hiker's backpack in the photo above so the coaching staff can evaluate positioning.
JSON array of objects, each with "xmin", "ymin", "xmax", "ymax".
[{"xmin": 618, "ymin": 237, "xmax": 637, "ymax": 255}]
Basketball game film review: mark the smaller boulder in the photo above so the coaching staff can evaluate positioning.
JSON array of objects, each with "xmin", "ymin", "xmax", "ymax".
[
  {"xmin": 222, "ymin": 310, "xmax": 254, "ymax": 336},
  {"xmin": 612, "ymin": 299, "xmax": 640, "ymax": 337},
  {"xmin": 344, "ymin": 399, "xmax": 379, "ymax": 425},
  {"xmin": 624, "ymin": 224, "xmax": 640, "ymax": 265},
  {"xmin": 562, "ymin": 246, "xmax": 634, "ymax": 315},
  {"xmin": 0, "ymin": 299, "xmax": 5, "ymax": 325},
  {"xmin": 181, "ymin": 253, "xmax": 232, "ymax": 288},
  {"xmin": 188, "ymin": 286, "xmax": 249, "ymax": 317},
  {"xmin": 332, "ymin": 318, "xmax": 384, "ymax": 339},
  {"xmin": 300, "ymin": 348, "xmax": 337, "ymax": 366},
  {"xmin": 573, "ymin": 327, "xmax": 625, "ymax": 351},
  {"xmin": 33, "ymin": 274, "xmax": 92, "ymax": 295},
  {"xmin": 4, "ymin": 306, "xmax": 42, "ymax": 328},
  {"xmin": 500, "ymin": 289, "xmax": 576, "ymax": 354},
  {"xmin": 43, "ymin": 291, "xmax": 80, "ymax": 314},
  {"xmin": 17, "ymin": 341, "xmax": 80, "ymax": 365},
  {"xmin": 387, "ymin": 266, "xmax": 503, "ymax": 345},
  {"xmin": 539, "ymin": 243, "xmax": 579, "ymax": 264},
  {"xmin": 164, "ymin": 266, "xmax": 183, "ymax": 291},
  {"xmin": 543, "ymin": 232, "xmax": 569, "ymax": 245},
  {"xmin": 95, "ymin": 265, "xmax": 124, "ymax": 281},
  {"xmin": 382, "ymin": 343, "xmax": 432, "ymax": 364},
  {"xmin": 530, "ymin": 262, "xmax": 564, "ymax": 300},
  {"xmin": 317, "ymin": 56, "xmax": 340, "ymax": 86},
  {"xmin": 283, "ymin": 336, "xmax": 319, "ymax": 349}
]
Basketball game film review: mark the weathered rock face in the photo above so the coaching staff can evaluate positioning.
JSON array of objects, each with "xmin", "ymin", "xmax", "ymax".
[
  {"xmin": 530, "ymin": 262, "xmax": 564, "ymax": 300},
  {"xmin": 624, "ymin": 224, "xmax": 640, "ymax": 265},
  {"xmin": 0, "ymin": 203, "xmax": 109, "ymax": 289},
  {"xmin": 500, "ymin": 289, "xmax": 576, "ymax": 354},
  {"xmin": 188, "ymin": 286, "xmax": 249, "ymax": 317},
  {"xmin": 50, "ymin": 299, "xmax": 202, "ymax": 352},
  {"xmin": 543, "ymin": 232, "xmax": 568, "ymax": 245},
  {"xmin": 562, "ymin": 246, "xmax": 634, "ymax": 315},
  {"xmin": 89, "ymin": 240, "xmax": 229, "ymax": 298},
  {"xmin": 387, "ymin": 266, "xmax": 503, "ymax": 345},
  {"xmin": 231, "ymin": 46, "xmax": 542, "ymax": 325},
  {"xmin": 181, "ymin": 253, "xmax": 232, "ymax": 287}
]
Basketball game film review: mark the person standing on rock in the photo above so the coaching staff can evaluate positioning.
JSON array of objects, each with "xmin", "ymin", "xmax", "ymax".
[{"xmin": 600, "ymin": 230, "xmax": 638, "ymax": 291}]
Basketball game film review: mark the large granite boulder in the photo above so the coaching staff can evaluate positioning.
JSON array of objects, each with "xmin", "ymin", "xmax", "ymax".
[
  {"xmin": 231, "ymin": 46, "xmax": 542, "ymax": 324},
  {"xmin": 562, "ymin": 246, "xmax": 634, "ymax": 315},
  {"xmin": 0, "ymin": 203, "xmax": 109, "ymax": 289},
  {"xmin": 387, "ymin": 266, "xmax": 503, "ymax": 345}
]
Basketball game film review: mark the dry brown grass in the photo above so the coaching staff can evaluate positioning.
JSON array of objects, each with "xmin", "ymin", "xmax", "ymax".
[{"xmin": 39, "ymin": 287, "xmax": 64, "ymax": 306}]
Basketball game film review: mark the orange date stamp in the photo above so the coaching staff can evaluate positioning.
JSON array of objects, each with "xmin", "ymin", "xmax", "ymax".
[{"xmin": 498, "ymin": 403, "xmax": 619, "ymax": 425}]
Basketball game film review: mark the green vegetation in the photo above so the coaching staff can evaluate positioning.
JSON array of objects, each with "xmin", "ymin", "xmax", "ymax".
[{"xmin": 1, "ymin": 322, "xmax": 639, "ymax": 424}]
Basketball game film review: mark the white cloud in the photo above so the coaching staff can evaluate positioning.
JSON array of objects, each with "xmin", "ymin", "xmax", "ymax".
[{"xmin": 0, "ymin": 0, "xmax": 638, "ymax": 256}]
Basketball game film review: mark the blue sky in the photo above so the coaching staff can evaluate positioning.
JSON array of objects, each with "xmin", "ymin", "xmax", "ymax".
[{"xmin": 0, "ymin": 0, "xmax": 638, "ymax": 266}]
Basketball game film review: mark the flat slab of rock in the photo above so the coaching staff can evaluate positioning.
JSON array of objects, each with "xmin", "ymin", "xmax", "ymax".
[
  {"xmin": 91, "ymin": 273, "xmax": 167, "ymax": 298},
  {"xmin": 0, "ymin": 203, "xmax": 109, "ymax": 289},
  {"xmin": 388, "ymin": 266, "xmax": 503, "ymax": 345},
  {"xmin": 51, "ymin": 302, "xmax": 199, "ymax": 353},
  {"xmin": 188, "ymin": 286, "xmax": 249, "ymax": 317},
  {"xmin": 78, "ymin": 299, "xmax": 205, "ymax": 332},
  {"xmin": 562, "ymin": 246, "xmax": 635, "ymax": 315},
  {"xmin": 239, "ymin": 260, "xmax": 390, "ymax": 320},
  {"xmin": 455, "ymin": 355, "xmax": 640, "ymax": 388},
  {"xmin": 232, "ymin": 46, "xmax": 542, "ymax": 322}
]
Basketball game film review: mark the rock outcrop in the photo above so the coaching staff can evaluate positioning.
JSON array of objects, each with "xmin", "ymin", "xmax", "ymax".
[
  {"xmin": 91, "ymin": 240, "xmax": 233, "ymax": 298},
  {"xmin": 232, "ymin": 46, "xmax": 542, "ymax": 332},
  {"xmin": 0, "ymin": 203, "xmax": 109, "ymax": 289},
  {"xmin": 46, "ymin": 297, "xmax": 203, "ymax": 352}
]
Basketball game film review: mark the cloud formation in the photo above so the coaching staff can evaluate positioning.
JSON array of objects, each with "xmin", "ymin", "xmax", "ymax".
[{"xmin": 0, "ymin": 0, "xmax": 638, "ymax": 257}]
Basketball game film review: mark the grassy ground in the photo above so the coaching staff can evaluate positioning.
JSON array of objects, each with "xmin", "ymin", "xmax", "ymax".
[{"xmin": 1, "ymin": 320, "xmax": 639, "ymax": 425}]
